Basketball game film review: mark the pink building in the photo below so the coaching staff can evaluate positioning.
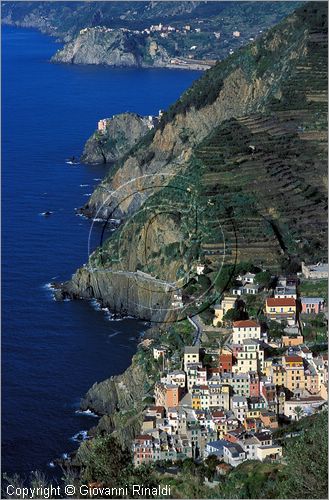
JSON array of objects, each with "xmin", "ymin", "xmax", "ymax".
[{"xmin": 301, "ymin": 297, "xmax": 325, "ymax": 314}]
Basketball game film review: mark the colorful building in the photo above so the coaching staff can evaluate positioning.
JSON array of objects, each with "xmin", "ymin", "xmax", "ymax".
[
  {"xmin": 283, "ymin": 355, "xmax": 305, "ymax": 391},
  {"xmin": 301, "ymin": 297, "xmax": 325, "ymax": 314},
  {"xmin": 266, "ymin": 297, "xmax": 296, "ymax": 324}
]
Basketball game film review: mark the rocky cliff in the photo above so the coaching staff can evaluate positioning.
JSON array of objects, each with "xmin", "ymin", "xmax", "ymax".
[
  {"xmin": 85, "ymin": 5, "xmax": 322, "ymax": 220},
  {"xmin": 81, "ymin": 112, "xmax": 153, "ymax": 164},
  {"xmin": 69, "ymin": 1, "xmax": 326, "ymax": 454},
  {"xmin": 52, "ymin": 27, "xmax": 170, "ymax": 67},
  {"xmin": 62, "ymin": 3, "xmax": 328, "ymax": 325}
]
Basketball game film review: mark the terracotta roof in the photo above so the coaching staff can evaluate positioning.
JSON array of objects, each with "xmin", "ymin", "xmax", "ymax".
[
  {"xmin": 212, "ymin": 410, "xmax": 225, "ymax": 417},
  {"xmin": 135, "ymin": 434, "xmax": 153, "ymax": 441},
  {"xmin": 267, "ymin": 297, "xmax": 296, "ymax": 306},
  {"xmin": 148, "ymin": 406, "xmax": 164, "ymax": 412},
  {"xmin": 233, "ymin": 320, "xmax": 259, "ymax": 327},
  {"xmin": 285, "ymin": 355, "xmax": 303, "ymax": 363}
]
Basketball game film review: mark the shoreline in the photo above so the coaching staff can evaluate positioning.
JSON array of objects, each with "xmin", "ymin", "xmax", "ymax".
[{"xmin": 2, "ymin": 21, "xmax": 215, "ymax": 72}]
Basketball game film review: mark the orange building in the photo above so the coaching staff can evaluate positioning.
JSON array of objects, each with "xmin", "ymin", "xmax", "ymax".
[
  {"xmin": 154, "ymin": 382, "xmax": 183, "ymax": 408},
  {"xmin": 281, "ymin": 335, "xmax": 304, "ymax": 347},
  {"xmin": 219, "ymin": 353, "xmax": 233, "ymax": 374}
]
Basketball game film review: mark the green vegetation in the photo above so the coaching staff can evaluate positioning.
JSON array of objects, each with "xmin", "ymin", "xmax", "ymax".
[
  {"xmin": 79, "ymin": 435, "xmax": 131, "ymax": 485},
  {"xmin": 278, "ymin": 410, "xmax": 328, "ymax": 499},
  {"xmin": 299, "ymin": 279, "xmax": 328, "ymax": 298},
  {"xmin": 254, "ymin": 271, "xmax": 272, "ymax": 288},
  {"xmin": 301, "ymin": 313, "xmax": 327, "ymax": 343}
]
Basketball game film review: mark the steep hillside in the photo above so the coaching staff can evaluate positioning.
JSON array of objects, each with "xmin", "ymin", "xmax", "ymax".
[
  {"xmin": 59, "ymin": 2, "xmax": 327, "ymax": 322},
  {"xmin": 2, "ymin": 2, "xmax": 302, "ymax": 64}
]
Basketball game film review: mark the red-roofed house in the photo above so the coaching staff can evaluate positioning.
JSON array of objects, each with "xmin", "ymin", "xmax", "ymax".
[
  {"xmin": 232, "ymin": 320, "xmax": 261, "ymax": 344},
  {"xmin": 265, "ymin": 297, "xmax": 296, "ymax": 324}
]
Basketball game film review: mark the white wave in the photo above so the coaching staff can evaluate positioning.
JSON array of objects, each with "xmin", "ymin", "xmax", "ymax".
[
  {"xmin": 43, "ymin": 282, "xmax": 54, "ymax": 291},
  {"xmin": 92, "ymin": 218, "xmax": 104, "ymax": 222},
  {"xmin": 80, "ymin": 184, "xmax": 89, "ymax": 187},
  {"xmin": 93, "ymin": 178, "xmax": 102, "ymax": 181},
  {"xmin": 108, "ymin": 331, "xmax": 119, "ymax": 338},
  {"xmin": 75, "ymin": 409, "xmax": 99, "ymax": 418},
  {"xmin": 48, "ymin": 461, "xmax": 55, "ymax": 468},
  {"xmin": 70, "ymin": 430, "xmax": 89, "ymax": 442},
  {"xmin": 61, "ymin": 453, "xmax": 69, "ymax": 460},
  {"xmin": 83, "ymin": 193, "xmax": 92, "ymax": 197},
  {"xmin": 90, "ymin": 299, "xmax": 101, "ymax": 311}
]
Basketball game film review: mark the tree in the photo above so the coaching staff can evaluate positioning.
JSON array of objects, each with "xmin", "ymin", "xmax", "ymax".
[
  {"xmin": 255, "ymin": 270, "xmax": 272, "ymax": 288},
  {"xmin": 223, "ymin": 308, "xmax": 242, "ymax": 323},
  {"xmin": 292, "ymin": 405, "xmax": 304, "ymax": 421},
  {"xmin": 79, "ymin": 435, "xmax": 132, "ymax": 485},
  {"xmin": 267, "ymin": 319, "xmax": 287, "ymax": 339}
]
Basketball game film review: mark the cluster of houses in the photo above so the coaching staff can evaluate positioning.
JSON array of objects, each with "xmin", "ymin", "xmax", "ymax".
[
  {"xmin": 97, "ymin": 112, "xmax": 162, "ymax": 134},
  {"xmin": 133, "ymin": 264, "xmax": 327, "ymax": 470},
  {"xmin": 214, "ymin": 267, "xmax": 326, "ymax": 328}
]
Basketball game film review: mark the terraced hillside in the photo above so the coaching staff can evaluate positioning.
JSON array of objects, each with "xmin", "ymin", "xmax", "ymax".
[{"xmin": 62, "ymin": 2, "xmax": 327, "ymax": 321}]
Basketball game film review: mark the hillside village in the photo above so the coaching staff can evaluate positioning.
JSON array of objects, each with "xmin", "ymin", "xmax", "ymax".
[{"xmin": 132, "ymin": 261, "xmax": 328, "ymax": 473}]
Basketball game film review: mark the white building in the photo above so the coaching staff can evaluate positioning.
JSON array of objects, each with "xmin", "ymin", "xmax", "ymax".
[
  {"xmin": 231, "ymin": 395, "xmax": 248, "ymax": 422},
  {"xmin": 232, "ymin": 320, "xmax": 261, "ymax": 345},
  {"xmin": 162, "ymin": 370, "xmax": 186, "ymax": 388},
  {"xmin": 223, "ymin": 443, "xmax": 246, "ymax": 467},
  {"xmin": 184, "ymin": 346, "xmax": 200, "ymax": 371},
  {"xmin": 153, "ymin": 346, "xmax": 167, "ymax": 360}
]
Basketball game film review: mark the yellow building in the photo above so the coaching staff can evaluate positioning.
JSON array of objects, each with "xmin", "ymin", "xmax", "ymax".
[
  {"xmin": 246, "ymin": 409, "xmax": 261, "ymax": 419},
  {"xmin": 263, "ymin": 359, "xmax": 273, "ymax": 378},
  {"xmin": 217, "ymin": 421, "xmax": 228, "ymax": 439},
  {"xmin": 271, "ymin": 365, "xmax": 286, "ymax": 386},
  {"xmin": 213, "ymin": 296, "xmax": 236, "ymax": 326},
  {"xmin": 192, "ymin": 394, "xmax": 201, "ymax": 410},
  {"xmin": 266, "ymin": 297, "xmax": 296, "ymax": 324},
  {"xmin": 283, "ymin": 355, "xmax": 305, "ymax": 391}
]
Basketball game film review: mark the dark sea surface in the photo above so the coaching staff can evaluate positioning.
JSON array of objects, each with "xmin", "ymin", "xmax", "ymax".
[{"xmin": 1, "ymin": 25, "xmax": 200, "ymax": 476}]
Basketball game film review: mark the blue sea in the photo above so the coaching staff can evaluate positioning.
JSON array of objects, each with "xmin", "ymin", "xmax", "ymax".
[{"xmin": 1, "ymin": 25, "xmax": 200, "ymax": 476}]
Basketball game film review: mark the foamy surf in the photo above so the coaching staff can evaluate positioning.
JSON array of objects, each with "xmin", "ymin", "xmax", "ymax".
[
  {"xmin": 70, "ymin": 430, "xmax": 89, "ymax": 442},
  {"xmin": 90, "ymin": 299, "xmax": 102, "ymax": 311},
  {"xmin": 75, "ymin": 409, "xmax": 98, "ymax": 418}
]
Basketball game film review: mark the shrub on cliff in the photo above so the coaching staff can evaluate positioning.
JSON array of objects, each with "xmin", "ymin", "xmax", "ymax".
[{"xmin": 79, "ymin": 435, "xmax": 131, "ymax": 485}]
